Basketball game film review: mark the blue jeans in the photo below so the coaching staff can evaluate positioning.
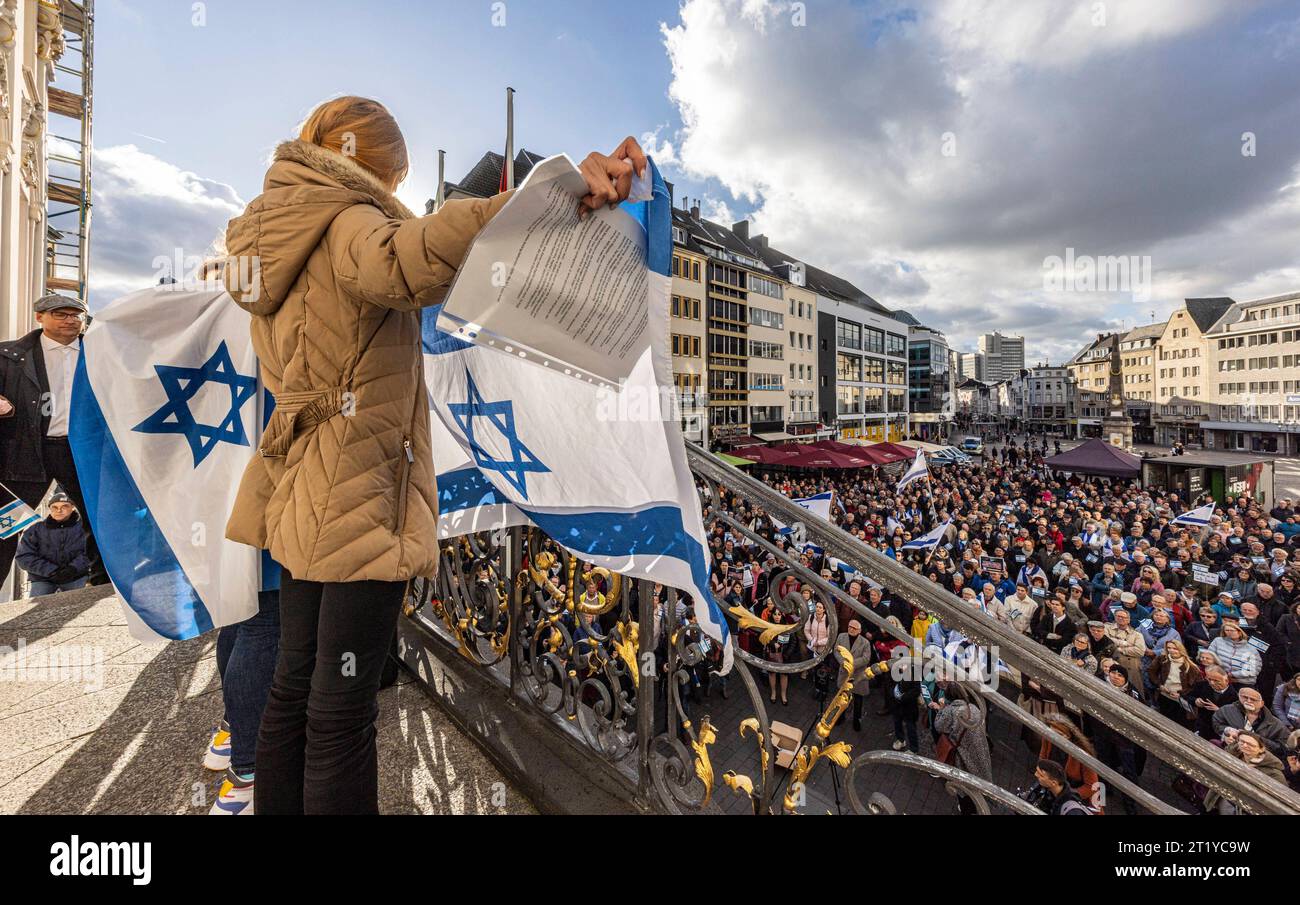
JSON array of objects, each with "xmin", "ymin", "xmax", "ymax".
[
  {"xmin": 216, "ymin": 590, "xmax": 280, "ymax": 775},
  {"xmin": 29, "ymin": 577, "xmax": 88, "ymax": 597}
]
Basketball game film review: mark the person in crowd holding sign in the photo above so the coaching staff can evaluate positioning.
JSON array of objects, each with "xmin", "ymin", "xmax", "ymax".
[
  {"xmin": 704, "ymin": 430, "xmax": 1300, "ymax": 808},
  {"xmin": 219, "ymin": 95, "xmax": 648, "ymax": 815},
  {"xmin": 0, "ymin": 293, "xmax": 105, "ymax": 589}
]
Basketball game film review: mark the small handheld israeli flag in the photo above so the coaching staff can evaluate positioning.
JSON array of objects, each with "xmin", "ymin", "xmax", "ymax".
[
  {"xmin": 902, "ymin": 520, "xmax": 952, "ymax": 552},
  {"xmin": 791, "ymin": 491, "xmax": 833, "ymax": 522},
  {"xmin": 897, "ymin": 449, "xmax": 929, "ymax": 491},
  {"xmin": 0, "ymin": 484, "xmax": 40, "ymax": 539},
  {"xmin": 1172, "ymin": 501, "xmax": 1215, "ymax": 528},
  {"xmin": 829, "ymin": 556, "xmax": 858, "ymax": 577}
]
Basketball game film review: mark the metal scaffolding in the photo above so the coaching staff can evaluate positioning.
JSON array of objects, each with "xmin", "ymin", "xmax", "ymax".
[{"xmin": 43, "ymin": 0, "xmax": 93, "ymax": 299}]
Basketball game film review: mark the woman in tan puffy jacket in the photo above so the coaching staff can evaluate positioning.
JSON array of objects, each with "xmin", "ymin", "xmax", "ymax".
[{"xmin": 222, "ymin": 96, "xmax": 646, "ymax": 814}]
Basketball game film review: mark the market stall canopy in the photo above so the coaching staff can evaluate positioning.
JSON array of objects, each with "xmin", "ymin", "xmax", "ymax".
[
  {"xmin": 1044, "ymin": 439, "xmax": 1141, "ymax": 477},
  {"xmin": 869, "ymin": 442, "xmax": 919, "ymax": 460},
  {"xmin": 808, "ymin": 439, "xmax": 870, "ymax": 455},
  {"xmin": 735, "ymin": 445, "xmax": 803, "ymax": 465},
  {"xmin": 716, "ymin": 453, "xmax": 757, "ymax": 467},
  {"xmin": 848, "ymin": 441, "xmax": 914, "ymax": 465},
  {"xmin": 897, "ymin": 440, "xmax": 947, "ymax": 453},
  {"xmin": 773, "ymin": 443, "xmax": 873, "ymax": 469}
]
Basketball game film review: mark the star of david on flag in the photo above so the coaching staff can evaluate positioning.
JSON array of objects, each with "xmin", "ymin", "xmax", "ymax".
[
  {"xmin": 0, "ymin": 489, "xmax": 40, "ymax": 540},
  {"xmin": 447, "ymin": 369, "xmax": 549, "ymax": 499},
  {"xmin": 132, "ymin": 341, "xmax": 257, "ymax": 468}
]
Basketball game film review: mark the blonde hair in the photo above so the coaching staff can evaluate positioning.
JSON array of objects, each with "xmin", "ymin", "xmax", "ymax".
[{"xmin": 298, "ymin": 96, "xmax": 409, "ymax": 189}]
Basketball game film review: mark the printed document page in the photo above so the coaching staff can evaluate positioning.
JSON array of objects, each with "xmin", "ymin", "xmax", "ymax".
[{"xmin": 437, "ymin": 154, "xmax": 653, "ymax": 387}]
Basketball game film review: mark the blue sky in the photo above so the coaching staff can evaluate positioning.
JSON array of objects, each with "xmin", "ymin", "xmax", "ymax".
[
  {"xmin": 87, "ymin": 1, "xmax": 1300, "ymax": 364},
  {"xmin": 93, "ymin": 0, "xmax": 691, "ymax": 203}
]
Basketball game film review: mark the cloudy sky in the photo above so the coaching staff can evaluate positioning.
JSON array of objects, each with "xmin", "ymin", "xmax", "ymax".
[{"xmin": 86, "ymin": 0, "xmax": 1300, "ymax": 363}]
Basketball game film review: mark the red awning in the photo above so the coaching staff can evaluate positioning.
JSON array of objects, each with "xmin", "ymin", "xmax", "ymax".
[
  {"xmin": 735, "ymin": 445, "xmax": 803, "ymax": 465},
  {"xmin": 855, "ymin": 442, "xmax": 914, "ymax": 464},
  {"xmin": 772, "ymin": 443, "xmax": 873, "ymax": 469}
]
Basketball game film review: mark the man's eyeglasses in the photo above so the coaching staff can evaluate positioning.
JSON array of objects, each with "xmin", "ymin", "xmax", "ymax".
[{"xmin": 42, "ymin": 310, "xmax": 84, "ymax": 322}]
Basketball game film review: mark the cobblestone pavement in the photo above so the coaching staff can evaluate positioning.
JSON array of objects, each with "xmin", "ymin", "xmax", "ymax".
[{"xmin": 0, "ymin": 585, "xmax": 533, "ymax": 815}]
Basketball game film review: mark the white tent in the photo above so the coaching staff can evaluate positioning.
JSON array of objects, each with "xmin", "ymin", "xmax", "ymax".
[{"xmin": 896, "ymin": 439, "xmax": 948, "ymax": 453}]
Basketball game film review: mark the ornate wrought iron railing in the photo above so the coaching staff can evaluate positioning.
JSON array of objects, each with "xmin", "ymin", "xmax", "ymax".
[{"xmin": 400, "ymin": 443, "xmax": 1300, "ymax": 815}]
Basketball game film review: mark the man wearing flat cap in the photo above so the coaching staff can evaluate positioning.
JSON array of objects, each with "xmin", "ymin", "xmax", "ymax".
[{"xmin": 0, "ymin": 293, "xmax": 104, "ymax": 589}]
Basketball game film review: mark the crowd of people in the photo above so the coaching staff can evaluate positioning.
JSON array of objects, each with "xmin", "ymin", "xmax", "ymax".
[{"xmin": 698, "ymin": 431, "xmax": 1300, "ymax": 814}]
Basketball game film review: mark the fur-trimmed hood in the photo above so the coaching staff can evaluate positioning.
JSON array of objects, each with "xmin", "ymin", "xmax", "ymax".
[
  {"xmin": 272, "ymin": 139, "xmax": 415, "ymax": 220},
  {"xmin": 222, "ymin": 139, "xmax": 415, "ymax": 315}
]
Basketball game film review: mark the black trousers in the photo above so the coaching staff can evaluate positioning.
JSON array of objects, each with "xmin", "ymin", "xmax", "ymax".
[
  {"xmin": 254, "ymin": 570, "xmax": 405, "ymax": 815},
  {"xmin": 1, "ymin": 437, "xmax": 104, "ymax": 587}
]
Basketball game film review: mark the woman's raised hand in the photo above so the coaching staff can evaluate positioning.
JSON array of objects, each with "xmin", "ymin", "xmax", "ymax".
[{"xmin": 577, "ymin": 135, "xmax": 649, "ymax": 216}]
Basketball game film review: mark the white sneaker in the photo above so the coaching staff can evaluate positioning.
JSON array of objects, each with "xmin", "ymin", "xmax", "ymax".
[
  {"xmin": 203, "ymin": 720, "xmax": 231, "ymax": 771},
  {"xmin": 209, "ymin": 768, "xmax": 255, "ymax": 815},
  {"xmin": 891, "ymin": 739, "xmax": 907, "ymax": 751}
]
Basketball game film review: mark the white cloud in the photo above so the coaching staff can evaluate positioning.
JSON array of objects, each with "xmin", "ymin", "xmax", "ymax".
[
  {"xmin": 657, "ymin": 0, "xmax": 1300, "ymax": 364},
  {"xmin": 88, "ymin": 145, "xmax": 245, "ymax": 307}
]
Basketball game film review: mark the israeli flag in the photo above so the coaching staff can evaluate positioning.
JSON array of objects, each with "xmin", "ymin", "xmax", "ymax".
[
  {"xmin": 829, "ymin": 556, "xmax": 858, "ymax": 577},
  {"xmin": 902, "ymin": 520, "xmax": 952, "ymax": 552},
  {"xmin": 1172, "ymin": 502, "xmax": 1215, "ymax": 528},
  {"xmin": 70, "ymin": 288, "xmax": 267, "ymax": 642},
  {"xmin": 0, "ymin": 485, "xmax": 40, "ymax": 539},
  {"xmin": 68, "ymin": 286, "xmax": 523, "ymax": 642},
  {"xmin": 897, "ymin": 449, "xmax": 929, "ymax": 491},
  {"xmin": 420, "ymin": 159, "xmax": 730, "ymax": 668},
  {"xmin": 792, "ymin": 491, "xmax": 833, "ymax": 522}
]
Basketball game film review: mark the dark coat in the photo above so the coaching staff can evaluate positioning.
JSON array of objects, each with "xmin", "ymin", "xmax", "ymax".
[
  {"xmin": 16, "ymin": 512, "xmax": 89, "ymax": 581},
  {"xmin": 0, "ymin": 329, "xmax": 53, "ymax": 484},
  {"xmin": 1210, "ymin": 702, "xmax": 1290, "ymax": 756},
  {"xmin": 1181, "ymin": 680, "xmax": 1239, "ymax": 741},
  {"xmin": 1277, "ymin": 613, "xmax": 1300, "ymax": 671}
]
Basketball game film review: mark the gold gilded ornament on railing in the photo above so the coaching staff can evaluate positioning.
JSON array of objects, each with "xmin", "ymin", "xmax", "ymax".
[
  {"xmin": 576, "ymin": 566, "xmax": 622, "ymax": 615},
  {"xmin": 722, "ymin": 770, "xmax": 755, "ymax": 800},
  {"xmin": 610, "ymin": 620, "xmax": 640, "ymax": 689},
  {"xmin": 727, "ymin": 604, "xmax": 796, "ymax": 647},
  {"xmin": 720, "ymin": 716, "xmax": 770, "ymax": 805},
  {"xmin": 783, "ymin": 741, "xmax": 853, "ymax": 813},
  {"xmin": 780, "ymin": 644, "xmax": 890, "ymax": 813},
  {"xmin": 739, "ymin": 716, "xmax": 770, "ymax": 777},
  {"xmin": 526, "ymin": 551, "xmax": 566, "ymax": 603},
  {"xmin": 688, "ymin": 718, "xmax": 717, "ymax": 806}
]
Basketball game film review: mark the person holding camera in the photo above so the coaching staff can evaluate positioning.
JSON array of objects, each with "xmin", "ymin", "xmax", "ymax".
[{"xmin": 1032, "ymin": 759, "xmax": 1093, "ymax": 815}]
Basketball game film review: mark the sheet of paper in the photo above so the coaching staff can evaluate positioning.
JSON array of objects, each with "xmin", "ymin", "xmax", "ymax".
[{"xmin": 437, "ymin": 154, "xmax": 655, "ymax": 388}]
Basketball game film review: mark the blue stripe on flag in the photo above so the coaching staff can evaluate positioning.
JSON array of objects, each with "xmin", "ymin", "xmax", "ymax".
[
  {"xmin": 0, "ymin": 499, "xmax": 39, "ymax": 539},
  {"xmin": 438, "ymin": 466, "xmax": 509, "ymax": 513},
  {"xmin": 618, "ymin": 159, "xmax": 671, "ymax": 277},
  {"xmin": 421, "ymin": 303, "xmax": 473, "ymax": 356},
  {"xmin": 0, "ymin": 499, "xmax": 33, "ymax": 518},
  {"xmin": 517, "ymin": 504, "xmax": 727, "ymax": 640},
  {"xmin": 69, "ymin": 353, "xmax": 215, "ymax": 639}
]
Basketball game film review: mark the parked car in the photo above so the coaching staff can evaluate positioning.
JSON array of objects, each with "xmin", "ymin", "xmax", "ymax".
[
  {"xmin": 959, "ymin": 437, "xmax": 984, "ymax": 456},
  {"xmin": 932, "ymin": 445, "xmax": 972, "ymax": 466}
]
